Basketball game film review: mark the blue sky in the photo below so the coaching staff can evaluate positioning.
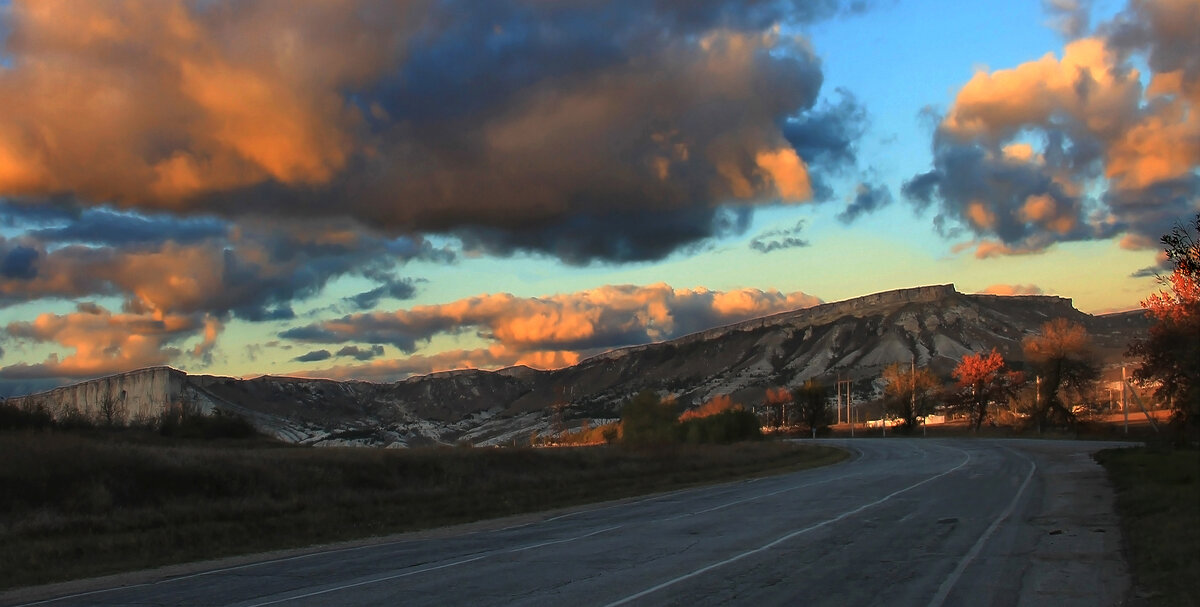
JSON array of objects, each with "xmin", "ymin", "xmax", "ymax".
[{"xmin": 0, "ymin": 0, "xmax": 1195, "ymax": 393}]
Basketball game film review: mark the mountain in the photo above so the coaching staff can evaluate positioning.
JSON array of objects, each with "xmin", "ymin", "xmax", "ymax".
[{"xmin": 3, "ymin": 284, "xmax": 1150, "ymax": 446}]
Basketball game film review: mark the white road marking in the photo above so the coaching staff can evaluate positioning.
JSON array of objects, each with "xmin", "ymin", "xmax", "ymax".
[
  {"xmin": 927, "ymin": 447, "xmax": 1037, "ymax": 607},
  {"xmin": 604, "ymin": 447, "xmax": 973, "ymax": 606}
]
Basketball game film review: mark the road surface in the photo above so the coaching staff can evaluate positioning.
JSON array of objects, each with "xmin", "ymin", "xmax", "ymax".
[{"xmin": 6, "ymin": 439, "xmax": 1133, "ymax": 607}]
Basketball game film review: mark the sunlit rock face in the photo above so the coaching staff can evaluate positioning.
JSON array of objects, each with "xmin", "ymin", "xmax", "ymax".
[{"xmin": 2, "ymin": 285, "xmax": 1148, "ymax": 446}]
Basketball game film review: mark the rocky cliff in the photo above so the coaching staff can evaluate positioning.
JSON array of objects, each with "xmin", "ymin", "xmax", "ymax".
[{"xmin": 2, "ymin": 285, "xmax": 1149, "ymax": 446}]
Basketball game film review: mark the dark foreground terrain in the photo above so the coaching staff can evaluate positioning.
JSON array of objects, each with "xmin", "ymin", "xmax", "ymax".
[
  {"xmin": 0, "ymin": 431, "xmax": 842, "ymax": 590},
  {"xmin": 5, "ymin": 438, "xmax": 1136, "ymax": 606}
]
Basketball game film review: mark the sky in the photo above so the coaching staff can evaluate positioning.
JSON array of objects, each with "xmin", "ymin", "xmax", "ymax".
[{"xmin": 0, "ymin": 0, "xmax": 1197, "ymax": 395}]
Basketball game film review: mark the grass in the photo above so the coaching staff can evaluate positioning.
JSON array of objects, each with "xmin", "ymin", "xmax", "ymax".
[
  {"xmin": 1095, "ymin": 446, "xmax": 1200, "ymax": 606},
  {"xmin": 0, "ymin": 431, "xmax": 846, "ymax": 590}
]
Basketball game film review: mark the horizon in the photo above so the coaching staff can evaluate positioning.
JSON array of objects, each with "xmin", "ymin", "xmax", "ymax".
[
  {"xmin": 0, "ymin": 281, "xmax": 1144, "ymax": 397},
  {"xmin": 1, "ymin": 0, "xmax": 1196, "ymax": 396}
]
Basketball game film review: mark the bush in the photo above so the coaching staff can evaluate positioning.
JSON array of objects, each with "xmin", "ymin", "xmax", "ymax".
[
  {"xmin": 619, "ymin": 391, "xmax": 679, "ymax": 446},
  {"xmin": 677, "ymin": 409, "xmax": 762, "ymax": 444},
  {"xmin": 159, "ymin": 406, "xmax": 260, "ymax": 440},
  {"xmin": 0, "ymin": 401, "xmax": 53, "ymax": 431}
]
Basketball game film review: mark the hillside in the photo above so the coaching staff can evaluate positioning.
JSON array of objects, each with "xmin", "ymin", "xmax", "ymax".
[{"xmin": 3, "ymin": 284, "xmax": 1150, "ymax": 446}]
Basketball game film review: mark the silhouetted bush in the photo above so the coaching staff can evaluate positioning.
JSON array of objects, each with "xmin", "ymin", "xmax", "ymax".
[
  {"xmin": 0, "ymin": 401, "xmax": 53, "ymax": 431},
  {"xmin": 159, "ymin": 406, "xmax": 260, "ymax": 440}
]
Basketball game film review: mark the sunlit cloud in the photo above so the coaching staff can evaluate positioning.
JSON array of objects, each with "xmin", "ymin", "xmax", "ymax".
[
  {"xmin": 905, "ymin": 0, "xmax": 1200, "ymax": 258},
  {"xmin": 0, "ymin": 0, "xmax": 870, "ymax": 264}
]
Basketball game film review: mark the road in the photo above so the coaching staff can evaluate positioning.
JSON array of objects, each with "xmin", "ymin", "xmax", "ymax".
[{"xmin": 8, "ymin": 439, "xmax": 1133, "ymax": 607}]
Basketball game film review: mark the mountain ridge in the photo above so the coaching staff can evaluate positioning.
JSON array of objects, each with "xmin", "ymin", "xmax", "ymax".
[{"xmin": 3, "ymin": 284, "xmax": 1149, "ymax": 446}]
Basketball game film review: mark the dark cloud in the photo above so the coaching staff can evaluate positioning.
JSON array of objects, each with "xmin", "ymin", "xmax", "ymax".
[
  {"xmin": 455, "ymin": 207, "xmax": 753, "ymax": 265},
  {"xmin": 1, "ymin": 244, "xmax": 38, "ymax": 280},
  {"xmin": 838, "ymin": 182, "xmax": 893, "ymax": 223},
  {"xmin": 30, "ymin": 208, "xmax": 228, "ymax": 246},
  {"xmin": 294, "ymin": 349, "xmax": 333, "ymax": 363},
  {"xmin": 0, "ymin": 211, "xmax": 450, "ymax": 320},
  {"xmin": 346, "ymin": 279, "xmax": 419, "ymax": 310},
  {"xmin": 749, "ymin": 220, "xmax": 809, "ymax": 253},
  {"xmin": 335, "ymin": 345, "xmax": 385, "ymax": 361}
]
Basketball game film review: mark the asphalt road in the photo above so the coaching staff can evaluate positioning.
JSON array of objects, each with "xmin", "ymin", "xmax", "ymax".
[{"xmin": 9, "ymin": 438, "xmax": 1134, "ymax": 607}]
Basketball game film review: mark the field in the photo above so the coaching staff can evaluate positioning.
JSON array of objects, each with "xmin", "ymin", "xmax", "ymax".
[
  {"xmin": 1095, "ymin": 446, "xmax": 1200, "ymax": 607},
  {"xmin": 0, "ymin": 431, "xmax": 845, "ymax": 590}
]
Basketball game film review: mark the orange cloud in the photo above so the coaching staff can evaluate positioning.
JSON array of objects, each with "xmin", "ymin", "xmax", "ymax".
[
  {"xmin": 282, "ymin": 284, "xmax": 823, "ymax": 375},
  {"xmin": 1, "ymin": 305, "xmax": 201, "ymax": 378}
]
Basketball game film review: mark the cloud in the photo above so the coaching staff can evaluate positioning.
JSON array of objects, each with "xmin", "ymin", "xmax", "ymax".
[
  {"xmin": 906, "ymin": 0, "xmax": 1200, "ymax": 259},
  {"xmin": 335, "ymin": 345, "xmax": 385, "ymax": 361},
  {"xmin": 979, "ymin": 283, "xmax": 1045, "ymax": 295},
  {"xmin": 0, "ymin": 304, "xmax": 200, "ymax": 379},
  {"xmin": 1043, "ymin": 0, "xmax": 1092, "ymax": 38},
  {"xmin": 281, "ymin": 283, "xmax": 823, "ymax": 362},
  {"xmin": 0, "ymin": 0, "xmax": 870, "ymax": 263},
  {"xmin": 0, "ymin": 214, "xmax": 447, "ymax": 319},
  {"xmin": 293, "ymin": 349, "xmax": 332, "ymax": 363},
  {"xmin": 837, "ymin": 182, "xmax": 893, "ymax": 223},
  {"xmin": 749, "ymin": 220, "xmax": 810, "ymax": 253}
]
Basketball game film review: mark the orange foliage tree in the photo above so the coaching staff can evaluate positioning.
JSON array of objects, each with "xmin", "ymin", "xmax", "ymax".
[
  {"xmin": 952, "ymin": 349, "xmax": 1023, "ymax": 432},
  {"xmin": 881, "ymin": 363, "xmax": 940, "ymax": 434},
  {"xmin": 1023, "ymin": 318, "xmax": 1098, "ymax": 429},
  {"xmin": 1129, "ymin": 214, "xmax": 1200, "ymax": 439},
  {"xmin": 680, "ymin": 394, "xmax": 740, "ymax": 421}
]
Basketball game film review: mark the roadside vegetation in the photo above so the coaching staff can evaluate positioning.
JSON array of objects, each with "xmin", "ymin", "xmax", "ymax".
[
  {"xmin": 0, "ymin": 410, "xmax": 844, "ymax": 590},
  {"xmin": 1095, "ymin": 446, "xmax": 1200, "ymax": 606}
]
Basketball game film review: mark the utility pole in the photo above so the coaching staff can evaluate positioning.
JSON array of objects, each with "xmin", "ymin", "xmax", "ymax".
[
  {"xmin": 837, "ymin": 376, "xmax": 843, "ymax": 425},
  {"xmin": 1122, "ymin": 366, "xmax": 1128, "ymax": 435},
  {"xmin": 848, "ymin": 381, "xmax": 854, "ymax": 438}
]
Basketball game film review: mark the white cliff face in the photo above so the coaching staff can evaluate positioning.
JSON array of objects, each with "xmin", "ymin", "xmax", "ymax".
[{"xmin": 4, "ymin": 367, "xmax": 187, "ymax": 423}]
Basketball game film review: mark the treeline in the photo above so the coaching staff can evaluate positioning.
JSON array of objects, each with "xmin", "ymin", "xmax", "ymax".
[{"xmin": 554, "ymin": 391, "xmax": 762, "ymax": 447}]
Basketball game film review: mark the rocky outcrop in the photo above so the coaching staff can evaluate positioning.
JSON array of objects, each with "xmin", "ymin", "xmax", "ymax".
[
  {"xmin": 2, "ymin": 285, "xmax": 1149, "ymax": 446},
  {"xmin": 4, "ymin": 366, "xmax": 187, "ymax": 423}
]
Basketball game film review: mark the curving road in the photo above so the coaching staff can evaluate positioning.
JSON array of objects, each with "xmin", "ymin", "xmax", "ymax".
[{"xmin": 7, "ymin": 439, "xmax": 1133, "ymax": 607}]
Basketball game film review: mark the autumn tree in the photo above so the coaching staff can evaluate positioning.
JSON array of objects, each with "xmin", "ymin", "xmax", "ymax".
[
  {"xmin": 881, "ymin": 362, "xmax": 940, "ymax": 434},
  {"xmin": 952, "ymin": 349, "xmax": 1023, "ymax": 432},
  {"xmin": 791, "ymin": 379, "xmax": 830, "ymax": 438},
  {"xmin": 1023, "ymin": 318, "xmax": 1098, "ymax": 430},
  {"xmin": 1129, "ymin": 214, "xmax": 1200, "ymax": 440}
]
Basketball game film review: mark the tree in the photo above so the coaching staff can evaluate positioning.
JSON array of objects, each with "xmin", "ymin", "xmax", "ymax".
[
  {"xmin": 881, "ymin": 362, "xmax": 940, "ymax": 434},
  {"xmin": 1129, "ymin": 214, "xmax": 1200, "ymax": 440},
  {"xmin": 619, "ymin": 391, "xmax": 678, "ymax": 446},
  {"xmin": 98, "ymin": 393, "xmax": 125, "ymax": 427},
  {"xmin": 1023, "ymin": 318, "xmax": 1098, "ymax": 430},
  {"xmin": 791, "ymin": 379, "xmax": 831, "ymax": 438},
  {"xmin": 952, "ymin": 349, "xmax": 1023, "ymax": 432}
]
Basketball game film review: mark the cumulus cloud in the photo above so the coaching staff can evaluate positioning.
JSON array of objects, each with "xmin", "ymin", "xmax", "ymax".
[
  {"xmin": 979, "ymin": 283, "xmax": 1046, "ymax": 295},
  {"xmin": 0, "ymin": 0, "xmax": 870, "ymax": 264},
  {"xmin": 749, "ymin": 220, "xmax": 810, "ymax": 253},
  {"xmin": 905, "ymin": 0, "xmax": 1200, "ymax": 259},
  {"xmin": 281, "ymin": 284, "xmax": 822, "ymax": 369},
  {"xmin": 0, "ymin": 304, "xmax": 199, "ymax": 379}
]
